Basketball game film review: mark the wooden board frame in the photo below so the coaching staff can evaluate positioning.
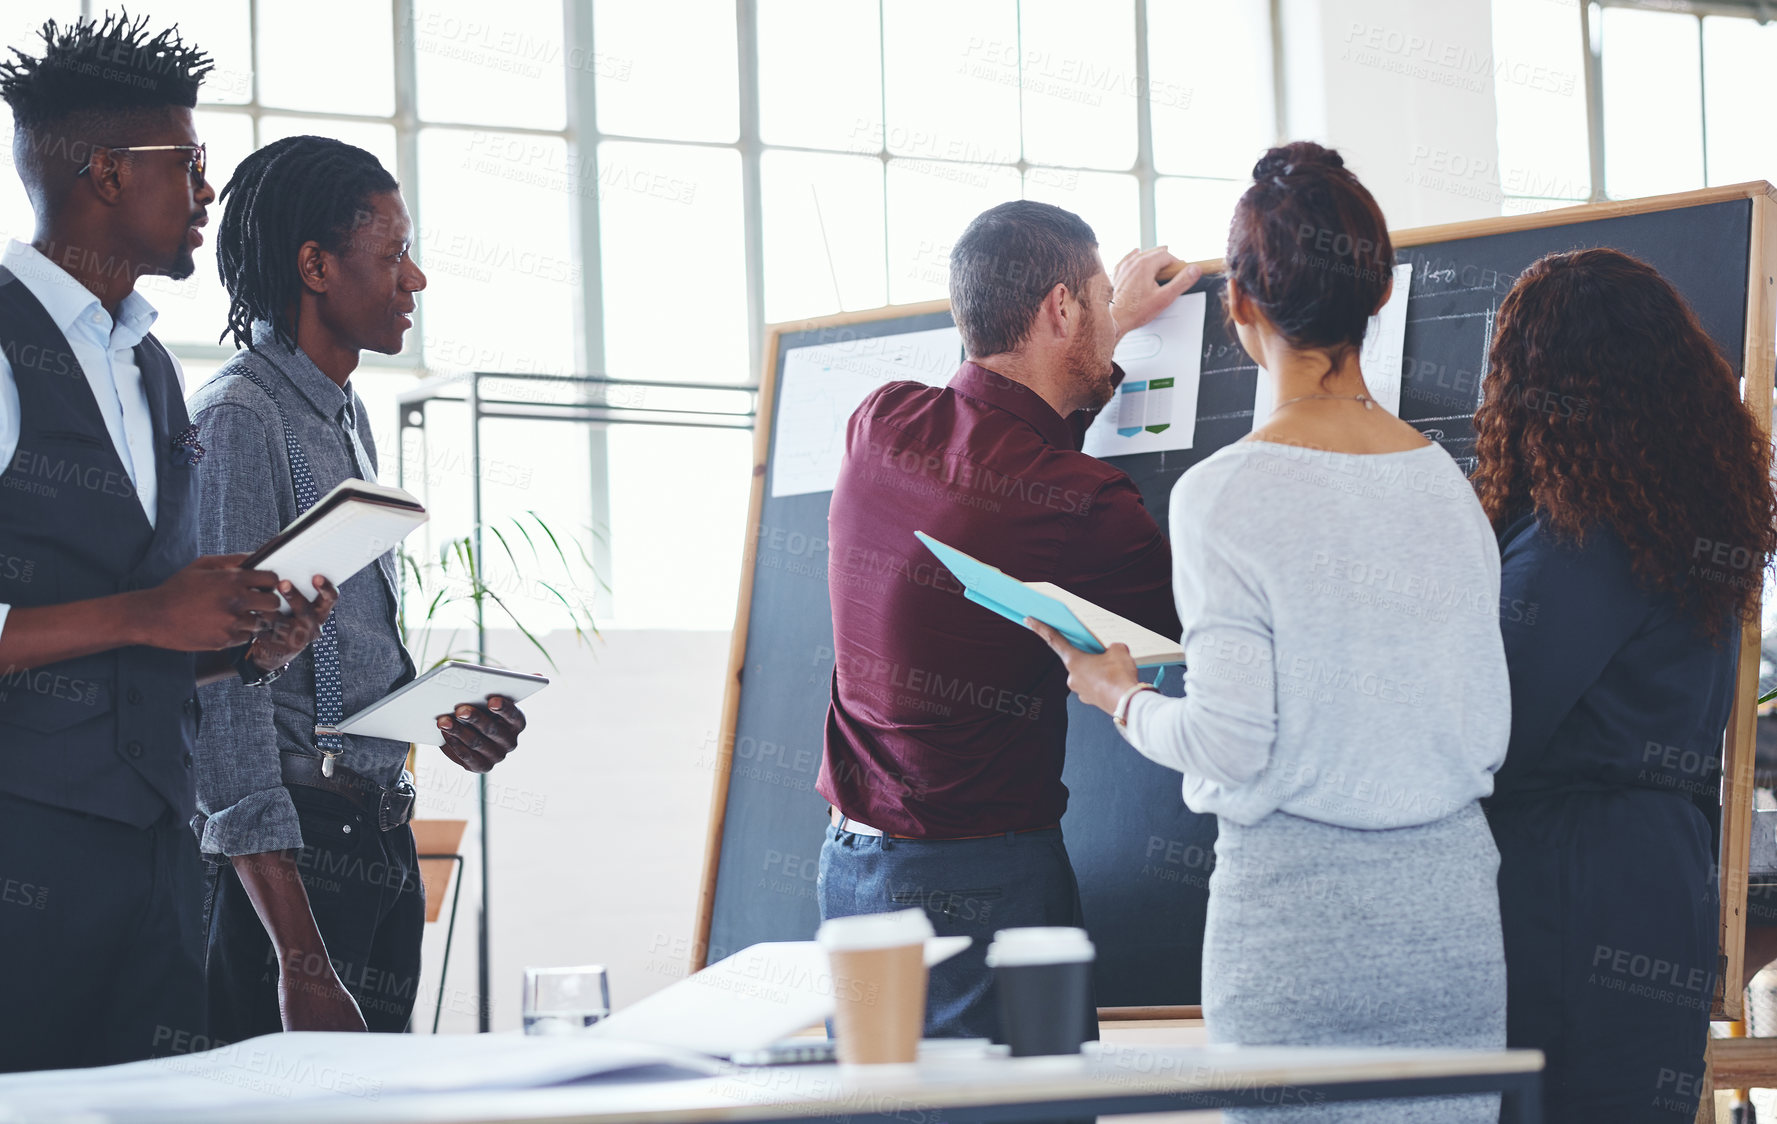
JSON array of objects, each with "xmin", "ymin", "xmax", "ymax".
[{"xmin": 693, "ymin": 182, "xmax": 1777, "ymax": 1024}]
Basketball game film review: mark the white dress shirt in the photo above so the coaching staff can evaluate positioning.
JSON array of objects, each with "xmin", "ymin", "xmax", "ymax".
[{"xmin": 0, "ymin": 238, "xmax": 184, "ymax": 640}]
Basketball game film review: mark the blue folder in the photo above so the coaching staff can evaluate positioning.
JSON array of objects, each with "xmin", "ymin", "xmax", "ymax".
[
  {"xmin": 915, "ymin": 531, "xmax": 1104, "ymax": 652},
  {"xmin": 915, "ymin": 531, "xmax": 1184, "ymax": 670}
]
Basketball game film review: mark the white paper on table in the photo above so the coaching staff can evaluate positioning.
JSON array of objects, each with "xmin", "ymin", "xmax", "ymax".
[
  {"xmin": 1082, "ymin": 291, "xmax": 1207, "ymax": 458},
  {"xmin": 770, "ymin": 326, "xmax": 963, "ymax": 497},
  {"xmin": 0, "ymin": 1032, "xmax": 720, "ymax": 1120},
  {"xmin": 1250, "ymin": 263, "xmax": 1413, "ymax": 428},
  {"xmin": 587, "ymin": 936, "xmax": 971, "ymax": 1057}
]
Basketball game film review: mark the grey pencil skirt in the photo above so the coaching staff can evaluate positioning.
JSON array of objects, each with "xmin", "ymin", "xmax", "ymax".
[{"xmin": 1202, "ymin": 801, "xmax": 1507, "ymax": 1123}]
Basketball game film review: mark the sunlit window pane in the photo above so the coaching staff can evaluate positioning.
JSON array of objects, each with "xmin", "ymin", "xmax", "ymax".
[
  {"xmin": 259, "ymin": 116, "xmax": 400, "ymax": 178},
  {"xmin": 411, "ymin": 0, "xmax": 567, "ymax": 130},
  {"xmin": 149, "ymin": 0, "xmax": 252, "ymax": 106},
  {"xmin": 257, "ymin": 0, "xmax": 395, "ymax": 117},
  {"xmin": 599, "ymin": 141, "xmax": 748, "ymax": 383},
  {"xmin": 1023, "ymin": 169, "xmax": 1139, "ymax": 272},
  {"xmin": 1703, "ymin": 16, "xmax": 1777, "ymax": 188},
  {"xmin": 1490, "ymin": 0, "xmax": 1589, "ymax": 204},
  {"xmin": 417, "ymin": 129, "xmax": 576, "ymax": 377},
  {"xmin": 1602, "ymin": 8, "xmax": 1702, "ymax": 199},
  {"xmin": 607, "ymin": 425, "xmax": 750, "ymax": 627},
  {"xmin": 137, "ymin": 111, "xmax": 254, "ymax": 348},
  {"xmin": 1148, "ymin": 0, "xmax": 1273, "ymax": 180},
  {"xmin": 594, "ymin": 0, "xmax": 737, "ymax": 142},
  {"xmin": 886, "ymin": 157, "xmax": 1021, "ymax": 305},
  {"xmin": 0, "ymin": 0, "xmax": 79, "ymax": 104},
  {"xmin": 1016, "ymin": 0, "xmax": 1136, "ymax": 170},
  {"xmin": 474, "ymin": 416, "xmax": 597, "ymax": 633},
  {"xmin": 0, "ymin": 4, "xmax": 94, "ymax": 244},
  {"xmin": 0, "ymin": 103, "xmax": 34, "ymax": 246},
  {"xmin": 758, "ymin": 0, "xmax": 882, "ymax": 152},
  {"xmin": 0, "ymin": 2, "xmax": 80, "ymax": 57},
  {"xmin": 1154, "ymin": 176, "xmax": 1246, "ymax": 264},
  {"xmin": 761, "ymin": 150, "xmax": 886, "ymax": 323},
  {"xmin": 883, "ymin": 0, "xmax": 1020, "ymax": 162}
]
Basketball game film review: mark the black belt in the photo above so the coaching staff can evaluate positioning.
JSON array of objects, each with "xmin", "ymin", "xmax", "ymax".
[{"xmin": 280, "ymin": 751, "xmax": 416, "ymax": 832}]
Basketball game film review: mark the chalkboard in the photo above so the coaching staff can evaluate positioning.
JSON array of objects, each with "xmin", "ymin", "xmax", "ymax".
[{"xmin": 695, "ymin": 184, "xmax": 1776, "ymax": 1016}]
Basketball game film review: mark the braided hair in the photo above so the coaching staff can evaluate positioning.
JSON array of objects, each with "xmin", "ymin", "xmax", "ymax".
[
  {"xmin": 215, "ymin": 135, "xmax": 398, "ymax": 349},
  {"xmin": 1, "ymin": 10, "xmax": 212, "ymax": 200}
]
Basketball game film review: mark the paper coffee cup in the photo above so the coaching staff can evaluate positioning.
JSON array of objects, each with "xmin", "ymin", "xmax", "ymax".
[
  {"xmin": 986, "ymin": 927, "xmax": 1095, "ymax": 1057},
  {"xmin": 817, "ymin": 909, "xmax": 934, "ymax": 1065}
]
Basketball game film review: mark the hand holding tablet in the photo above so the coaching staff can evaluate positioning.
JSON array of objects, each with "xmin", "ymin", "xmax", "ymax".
[
  {"xmin": 436, "ymin": 694, "xmax": 528, "ymax": 773},
  {"xmin": 327, "ymin": 662, "xmax": 550, "ymax": 758}
]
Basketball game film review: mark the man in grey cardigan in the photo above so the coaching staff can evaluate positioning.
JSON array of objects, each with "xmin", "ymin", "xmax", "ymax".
[{"xmin": 191, "ymin": 136, "xmax": 527, "ymax": 1035}]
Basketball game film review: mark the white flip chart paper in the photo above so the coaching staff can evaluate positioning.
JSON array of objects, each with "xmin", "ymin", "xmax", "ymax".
[{"xmin": 770, "ymin": 326, "xmax": 963, "ymax": 497}]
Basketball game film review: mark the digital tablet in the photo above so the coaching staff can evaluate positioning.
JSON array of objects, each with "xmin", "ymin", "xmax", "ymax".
[{"xmin": 333, "ymin": 661, "xmax": 549, "ymax": 746}]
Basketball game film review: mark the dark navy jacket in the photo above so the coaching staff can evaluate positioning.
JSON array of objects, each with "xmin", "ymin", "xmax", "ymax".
[
  {"xmin": 0, "ymin": 269, "xmax": 199, "ymax": 826},
  {"xmin": 1489, "ymin": 510, "xmax": 1736, "ymax": 813}
]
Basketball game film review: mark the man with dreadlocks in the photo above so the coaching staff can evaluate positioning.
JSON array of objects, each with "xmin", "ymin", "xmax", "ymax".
[
  {"xmin": 0, "ymin": 14, "xmax": 338, "ymax": 1069},
  {"xmin": 190, "ymin": 135, "xmax": 528, "ymax": 1036}
]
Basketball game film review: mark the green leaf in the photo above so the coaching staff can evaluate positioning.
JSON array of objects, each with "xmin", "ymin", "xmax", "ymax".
[
  {"xmin": 479, "ymin": 584, "xmax": 558, "ymax": 672},
  {"xmin": 487, "ymin": 523, "xmax": 521, "ymax": 570}
]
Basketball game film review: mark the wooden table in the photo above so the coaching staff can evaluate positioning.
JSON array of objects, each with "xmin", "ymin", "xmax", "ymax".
[{"xmin": 110, "ymin": 1043, "xmax": 1546, "ymax": 1124}]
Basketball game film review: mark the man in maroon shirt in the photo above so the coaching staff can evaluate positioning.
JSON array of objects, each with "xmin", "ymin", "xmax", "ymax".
[{"xmin": 817, "ymin": 200, "xmax": 1197, "ymax": 1039}]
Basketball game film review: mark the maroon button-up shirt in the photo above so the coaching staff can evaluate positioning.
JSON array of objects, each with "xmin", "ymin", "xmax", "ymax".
[{"xmin": 817, "ymin": 361, "xmax": 1181, "ymax": 838}]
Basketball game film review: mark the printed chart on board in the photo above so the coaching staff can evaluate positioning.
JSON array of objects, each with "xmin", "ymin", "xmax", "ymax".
[
  {"xmin": 1252, "ymin": 263, "xmax": 1414, "ymax": 426},
  {"xmin": 1082, "ymin": 290, "xmax": 1208, "ymax": 458},
  {"xmin": 770, "ymin": 326, "xmax": 964, "ymax": 497}
]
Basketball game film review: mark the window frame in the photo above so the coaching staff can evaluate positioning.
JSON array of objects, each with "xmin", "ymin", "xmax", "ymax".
[
  {"xmin": 79, "ymin": 0, "xmax": 1275, "ymax": 624},
  {"xmin": 1584, "ymin": 0, "xmax": 1777, "ymax": 204}
]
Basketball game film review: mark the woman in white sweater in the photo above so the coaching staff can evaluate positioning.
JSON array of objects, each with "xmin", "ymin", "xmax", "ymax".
[{"xmin": 1032, "ymin": 142, "xmax": 1511, "ymax": 1123}]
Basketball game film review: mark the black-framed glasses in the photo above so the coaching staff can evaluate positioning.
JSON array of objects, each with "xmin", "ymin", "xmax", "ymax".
[{"xmin": 77, "ymin": 143, "xmax": 206, "ymax": 184}]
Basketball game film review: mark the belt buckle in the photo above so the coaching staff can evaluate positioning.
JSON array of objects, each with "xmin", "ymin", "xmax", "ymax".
[{"xmin": 378, "ymin": 781, "xmax": 416, "ymax": 832}]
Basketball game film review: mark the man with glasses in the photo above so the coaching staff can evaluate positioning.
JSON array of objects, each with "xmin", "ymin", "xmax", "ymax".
[{"xmin": 0, "ymin": 14, "xmax": 336, "ymax": 1070}]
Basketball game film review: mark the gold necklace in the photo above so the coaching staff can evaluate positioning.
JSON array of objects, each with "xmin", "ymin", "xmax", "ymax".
[{"xmin": 1273, "ymin": 392, "xmax": 1375, "ymax": 411}]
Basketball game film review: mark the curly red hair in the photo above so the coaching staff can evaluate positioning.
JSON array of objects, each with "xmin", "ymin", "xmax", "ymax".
[{"xmin": 1473, "ymin": 248, "xmax": 1775, "ymax": 634}]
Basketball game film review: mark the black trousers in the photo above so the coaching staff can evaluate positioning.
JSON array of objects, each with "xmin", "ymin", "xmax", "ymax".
[
  {"xmin": 0, "ymin": 790, "xmax": 207, "ymax": 1072},
  {"xmin": 203, "ymin": 787, "xmax": 425, "ymax": 1038},
  {"xmin": 1488, "ymin": 787, "xmax": 1717, "ymax": 1123}
]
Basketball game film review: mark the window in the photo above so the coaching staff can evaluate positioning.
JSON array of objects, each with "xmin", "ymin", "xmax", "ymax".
[
  {"xmin": 1490, "ymin": 0, "xmax": 1591, "ymax": 214},
  {"xmin": 1531, "ymin": 1, "xmax": 1777, "ymax": 205},
  {"xmin": 754, "ymin": 0, "xmax": 1274, "ymax": 325},
  {"xmin": 1, "ymin": 1, "xmax": 1275, "ymax": 629}
]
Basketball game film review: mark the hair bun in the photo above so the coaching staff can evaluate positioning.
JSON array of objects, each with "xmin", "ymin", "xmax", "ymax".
[{"xmin": 1252, "ymin": 141, "xmax": 1346, "ymax": 184}]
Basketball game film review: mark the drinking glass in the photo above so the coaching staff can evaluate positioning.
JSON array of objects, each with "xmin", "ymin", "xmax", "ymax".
[{"xmin": 521, "ymin": 965, "xmax": 611, "ymax": 1035}]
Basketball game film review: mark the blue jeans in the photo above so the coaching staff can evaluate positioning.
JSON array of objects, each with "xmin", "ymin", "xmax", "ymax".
[{"xmin": 817, "ymin": 822, "xmax": 1094, "ymax": 1041}]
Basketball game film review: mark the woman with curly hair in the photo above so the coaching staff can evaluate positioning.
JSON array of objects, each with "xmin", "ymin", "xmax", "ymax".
[
  {"xmin": 1034, "ymin": 141, "xmax": 1510, "ymax": 1123},
  {"xmin": 1475, "ymin": 247, "xmax": 1777, "ymax": 1122}
]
